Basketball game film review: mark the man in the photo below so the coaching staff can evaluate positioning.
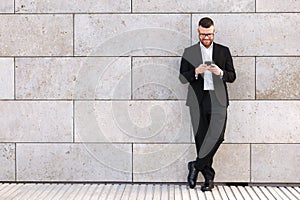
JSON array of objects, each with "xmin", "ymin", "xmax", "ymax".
[{"xmin": 179, "ymin": 17, "xmax": 236, "ymax": 191}]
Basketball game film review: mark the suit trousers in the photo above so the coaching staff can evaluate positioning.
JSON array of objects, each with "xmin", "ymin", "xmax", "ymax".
[{"xmin": 189, "ymin": 90, "xmax": 227, "ymax": 181}]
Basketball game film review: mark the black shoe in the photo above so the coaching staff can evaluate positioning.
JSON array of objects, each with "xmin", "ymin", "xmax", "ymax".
[
  {"xmin": 200, "ymin": 180, "xmax": 214, "ymax": 192},
  {"xmin": 187, "ymin": 161, "xmax": 199, "ymax": 189}
]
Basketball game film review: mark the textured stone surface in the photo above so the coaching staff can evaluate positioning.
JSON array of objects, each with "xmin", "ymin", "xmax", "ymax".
[
  {"xmin": 214, "ymin": 144, "xmax": 250, "ymax": 182},
  {"xmin": 0, "ymin": 58, "xmax": 14, "ymax": 99},
  {"xmin": 15, "ymin": 0, "xmax": 131, "ymax": 13},
  {"xmin": 228, "ymin": 57, "xmax": 255, "ymax": 100},
  {"xmin": 0, "ymin": 0, "xmax": 14, "ymax": 13},
  {"xmin": 133, "ymin": 144, "xmax": 250, "ymax": 182},
  {"xmin": 75, "ymin": 14, "xmax": 190, "ymax": 56},
  {"xmin": 192, "ymin": 14, "xmax": 300, "ymax": 56},
  {"xmin": 226, "ymin": 101, "xmax": 300, "ymax": 143},
  {"xmin": 0, "ymin": 15, "xmax": 72, "ymax": 56},
  {"xmin": 0, "ymin": 1, "xmax": 299, "ymax": 184},
  {"xmin": 0, "ymin": 144, "xmax": 15, "ymax": 181},
  {"xmin": 256, "ymin": 57, "xmax": 300, "ymax": 99},
  {"xmin": 132, "ymin": 0, "xmax": 254, "ymax": 12},
  {"xmin": 15, "ymin": 57, "xmax": 131, "ymax": 99},
  {"xmin": 16, "ymin": 143, "xmax": 132, "ymax": 181},
  {"xmin": 0, "ymin": 101, "xmax": 72, "ymax": 142},
  {"xmin": 133, "ymin": 144, "xmax": 195, "ymax": 182},
  {"xmin": 251, "ymin": 144, "xmax": 300, "ymax": 182},
  {"xmin": 132, "ymin": 57, "xmax": 187, "ymax": 100},
  {"xmin": 256, "ymin": 0, "xmax": 300, "ymax": 12},
  {"xmin": 75, "ymin": 101, "xmax": 191, "ymax": 143}
]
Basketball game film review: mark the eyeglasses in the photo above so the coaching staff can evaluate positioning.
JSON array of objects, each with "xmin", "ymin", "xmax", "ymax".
[{"xmin": 199, "ymin": 33, "xmax": 214, "ymax": 38}]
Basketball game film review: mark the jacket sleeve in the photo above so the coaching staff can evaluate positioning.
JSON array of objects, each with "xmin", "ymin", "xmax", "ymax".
[{"xmin": 222, "ymin": 47, "xmax": 236, "ymax": 83}]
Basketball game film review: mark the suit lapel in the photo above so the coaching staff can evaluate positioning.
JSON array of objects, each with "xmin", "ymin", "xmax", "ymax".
[
  {"xmin": 182, "ymin": 43, "xmax": 203, "ymax": 69},
  {"xmin": 212, "ymin": 43, "xmax": 219, "ymax": 65},
  {"xmin": 195, "ymin": 43, "xmax": 205, "ymax": 78},
  {"xmin": 212, "ymin": 43, "xmax": 227, "ymax": 106},
  {"xmin": 195, "ymin": 42, "xmax": 203, "ymax": 65}
]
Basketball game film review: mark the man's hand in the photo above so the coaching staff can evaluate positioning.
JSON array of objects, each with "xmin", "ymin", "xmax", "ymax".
[
  {"xmin": 208, "ymin": 64, "xmax": 223, "ymax": 76},
  {"xmin": 195, "ymin": 64, "xmax": 210, "ymax": 76}
]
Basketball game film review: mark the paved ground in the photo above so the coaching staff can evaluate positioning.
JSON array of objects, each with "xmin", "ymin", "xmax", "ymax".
[{"xmin": 0, "ymin": 183, "xmax": 299, "ymax": 200}]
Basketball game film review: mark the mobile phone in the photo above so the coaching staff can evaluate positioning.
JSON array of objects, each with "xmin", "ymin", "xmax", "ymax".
[{"xmin": 204, "ymin": 61, "xmax": 212, "ymax": 66}]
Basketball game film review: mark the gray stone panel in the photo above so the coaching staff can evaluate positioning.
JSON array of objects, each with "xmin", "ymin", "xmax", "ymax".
[
  {"xmin": 15, "ymin": 57, "xmax": 131, "ymax": 99},
  {"xmin": 16, "ymin": 143, "xmax": 132, "ymax": 181},
  {"xmin": 15, "ymin": 0, "xmax": 131, "ymax": 13},
  {"xmin": 256, "ymin": 57, "xmax": 300, "ymax": 99},
  {"xmin": 214, "ymin": 144, "xmax": 250, "ymax": 182},
  {"xmin": 251, "ymin": 144, "xmax": 300, "ymax": 182},
  {"xmin": 228, "ymin": 57, "xmax": 255, "ymax": 100},
  {"xmin": 0, "ymin": 0, "xmax": 14, "ymax": 13},
  {"xmin": 133, "ymin": 144, "xmax": 195, "ymax": 182},
  {"xmin": 192, "ymin": 14, "xmax": 300, "ymax": 56},
  {"xmin": 0, "ymin": 101, "xmax": 72, "ymax": 142},
  {"xmin": 0, "ymin": 58, "xmax": 14, "ymax": 99},
  {"xmin": 0, "ymin": 15, "xmax": 72, "ymax": 56},
  {"xmin": 132, "ymin": 0, "xmax": 255, "ymax": 12},
  {"xmin": 226, "ymin": 101, "xmax": 300, "ymax": 143},
  {"xmin": 133, "ymin": 144, "xmax": 250, "ymax": 182},
  {"xmin": 75, "ymin": 14, "xmax": 190, "ymax": 56},
  {"xmin": 132, "ymin": 57, "xmax": 187, "ymax": 100},
  {"xmin": 75, "ymin": 101, "xmax": 191, "ymax": 143},
  {"xmin": 0, "ymin": 144, "xmax": 15, "ymax": 181},
  {"xmin": 256, "ymin": 0, "xmax": 300, "ymax": 12}
]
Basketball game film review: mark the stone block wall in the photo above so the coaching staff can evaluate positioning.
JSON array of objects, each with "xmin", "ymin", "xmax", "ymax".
[{"xmin": 0, "ymin": 0, "xmax": 299, "ymax": 183}]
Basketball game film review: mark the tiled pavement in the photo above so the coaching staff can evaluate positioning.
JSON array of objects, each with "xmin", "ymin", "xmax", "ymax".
[{"xmin": 0, "ymin": 183, "xmax": 299, "ymax": 200}]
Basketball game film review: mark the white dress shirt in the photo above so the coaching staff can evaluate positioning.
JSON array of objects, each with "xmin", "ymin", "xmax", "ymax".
[{"xmin": 200, "ymin": 42, "xmax": 214, "ymax": 90}]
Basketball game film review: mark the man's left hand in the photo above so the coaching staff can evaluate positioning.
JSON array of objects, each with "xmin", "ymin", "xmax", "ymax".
[{"xmin": 208, "ymin": 64, "xmax": 223, "ymax": 76}]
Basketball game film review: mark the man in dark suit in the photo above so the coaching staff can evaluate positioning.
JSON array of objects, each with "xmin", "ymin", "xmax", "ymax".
[{"xmin": 179, "ymin": 17, "xmax": 236, "ymax": 191}]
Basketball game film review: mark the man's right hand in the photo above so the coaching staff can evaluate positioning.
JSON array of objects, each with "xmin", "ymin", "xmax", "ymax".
[{"xmin": 195, "ymin": 64, "xmax": 209, "ymax": 75}]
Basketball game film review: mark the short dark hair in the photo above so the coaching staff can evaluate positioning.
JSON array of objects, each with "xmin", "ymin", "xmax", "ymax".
[{"xmin": 198, "ymin": 17, "xmax": 214, "ymax": 28}]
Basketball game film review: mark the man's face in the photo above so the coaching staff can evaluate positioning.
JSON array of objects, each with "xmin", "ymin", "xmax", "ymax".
[{"xmin": 198, "ymin": 25, "xmax": 215, "ymax": 48}]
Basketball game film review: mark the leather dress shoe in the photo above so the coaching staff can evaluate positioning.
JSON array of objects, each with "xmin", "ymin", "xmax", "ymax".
[
  {"xmin": 187, "ymin": 162, "xmax": 199, "ymax": 189},
  {"xmin": 201, "ymin": 180, "xmax": 214, "ymax": 192}
]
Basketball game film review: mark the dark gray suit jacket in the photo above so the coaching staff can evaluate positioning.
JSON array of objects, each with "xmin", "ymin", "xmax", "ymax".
[{"xmin": 179, "ymin": 42, "xmax": 236, "ymax": 107}]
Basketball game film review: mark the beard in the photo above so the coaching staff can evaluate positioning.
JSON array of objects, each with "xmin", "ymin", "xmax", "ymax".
[{"xmin": 200, "ymin": 39, "xmax": 213, "ymax": 48}]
